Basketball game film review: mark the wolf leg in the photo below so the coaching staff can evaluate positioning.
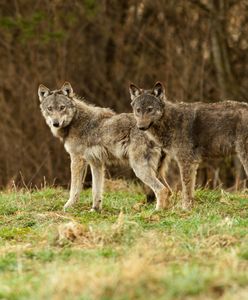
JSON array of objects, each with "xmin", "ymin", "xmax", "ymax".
[
  {"xmin": 178, "ymin": 160, "xmax": 198, "ymax": 210},
  {"xmin": 64, "ymin": 156, "xmax": 86, "ymax": 210},
  {"xmin": 90, "ymin": 162, "xmax": 105, "ymax": 212},
  {"xmin": 157, "ymin": 155, "xmax": 172, "ymax": 194},
  {"xmin": 235, "ymin": 142, "xmax": 248, "ymax": 190},
  {"xmin": 141, "ymin": 153, "xmax": 171, "ymax": 204},
  {"xmin": 132, "ymin": 164, "xmax": 170, "ymax": 210},
  {"xmin": 236, "ymin": 152, "xmax": 248, "ymax": 179}
]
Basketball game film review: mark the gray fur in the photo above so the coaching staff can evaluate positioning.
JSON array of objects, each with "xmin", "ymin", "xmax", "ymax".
[
  {"xmin": 130, "ymin": 82, "xmax": 248, "ymax": 209},
  {"xmin": 38, "ymin": 82, "xmax": 170, "ymax": 211}
]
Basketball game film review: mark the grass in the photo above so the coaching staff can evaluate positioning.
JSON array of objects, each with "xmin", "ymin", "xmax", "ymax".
[{"xmin": 0, "ymin": 182, "xmax": 247, "ymax": 300}]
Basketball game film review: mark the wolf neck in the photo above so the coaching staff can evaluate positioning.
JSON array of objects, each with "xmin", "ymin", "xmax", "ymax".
[
  {"xmin": 51, "ymin": 125, "xmax": 70, "ymax": 142},
  {"xmin": 149, "ymin": 102, "xmax": 177, "ymax": 148},
  {"xmin": 72, "ymin": 96, "xmax": 115, "ymax": 123}
]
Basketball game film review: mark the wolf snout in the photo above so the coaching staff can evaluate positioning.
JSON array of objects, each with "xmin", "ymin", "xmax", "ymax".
[
  {"xmin": 53, "ymin": 120, "xmax": 60, "ymax": 127},
  {"xmin": 137, "ymin": 121, "xmax": 153, "ymax": 131}
]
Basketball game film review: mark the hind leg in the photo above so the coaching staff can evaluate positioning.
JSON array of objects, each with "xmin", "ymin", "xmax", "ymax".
[
  {"xmin": 236, "ymin": 156, "xmax": 248, "ymax": 186},
  {"xmin": 177, "ymin": 159, "xmax": 198, "ymax": 210},
  {"xmin": 235, "ymin": 141, "xmax": 248, "ymax": 181}
]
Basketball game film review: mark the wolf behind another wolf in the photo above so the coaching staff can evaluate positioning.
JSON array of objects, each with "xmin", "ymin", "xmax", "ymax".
[
  {"xmin": 38, "ymin": 82, "xmax": 170, "ymax": 211},
  {"xmin": 130, "ymin": 82, "xmax": 248, "ymax": 209}
]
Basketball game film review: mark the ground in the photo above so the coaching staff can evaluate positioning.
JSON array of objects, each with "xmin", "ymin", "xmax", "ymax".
[{"xmin": 0, "ymin": 181, "xmax": 247, "ymax": 300}]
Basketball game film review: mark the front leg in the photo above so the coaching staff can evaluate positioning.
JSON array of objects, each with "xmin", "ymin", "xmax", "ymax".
[
  {"xmin": 90, "ymin": 162, "xmax": 105, "ymax": 212},
  {"xmin": 131, "ymin": 163, "xmax": 170, "ymax": 210},
  {"xmin": 177, "ymin": 160, "xmax": 198, "ymax": 210},
  {"xmin": 64, "ymin": 155, "xmax": 86, "ymax": 211}
]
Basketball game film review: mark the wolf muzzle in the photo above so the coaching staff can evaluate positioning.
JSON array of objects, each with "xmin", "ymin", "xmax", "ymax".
[
  {"xmin": 138, "ymin": 122, "xmax": 153, "ymax": 131},
  {"xmin": 53, "ymin": 120, "xmax": 60, "ymax": 127}
]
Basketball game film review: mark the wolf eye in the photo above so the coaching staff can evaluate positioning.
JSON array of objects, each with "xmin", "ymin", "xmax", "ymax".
[
  {"xmin": 47, "ymin": 106, "xmax": 52, "ymax": 111},
  {"xmin": 147, "ymin": 107, "xmax": 153, "ymax": 113},
  {"xmin": 59, "ymin": 105, "xmax": 65, "ymax": 111},
  {"xmin": 136, "ymin": 108, "xmax": 141, "ymax": 114}
]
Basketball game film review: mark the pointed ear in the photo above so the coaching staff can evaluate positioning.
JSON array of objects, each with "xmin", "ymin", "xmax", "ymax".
[
  {"xmin": 61, "ymin": 82, "xmax": 74, "ymax": 97},
  {"xmin": 152, "ymin": 82, "xmax": 166, "ymax": 100},
  {"xmin": 129, "ymin": 83, "xmax": 142, "ymax": 101},
  {"xmin": 38, "ymin": 84, "xmax": 50, "ymax": 102}
]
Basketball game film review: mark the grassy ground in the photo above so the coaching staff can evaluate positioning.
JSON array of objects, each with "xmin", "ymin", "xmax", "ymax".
[{"xmin": 0, "ymin": 182, "xmax": 247, "ymax": 300}]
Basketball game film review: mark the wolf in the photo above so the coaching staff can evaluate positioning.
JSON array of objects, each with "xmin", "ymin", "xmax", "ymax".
[
  {"xmin": 130, "ymin": 82, "xmax": 248, "ymax": 209},
  {"xmin": 38, "ymin": 82, "xmax": 170, "ymax": 211}
]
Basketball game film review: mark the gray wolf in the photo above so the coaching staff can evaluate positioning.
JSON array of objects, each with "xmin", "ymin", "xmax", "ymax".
[
  {"xmin": 130, "ymin": 82, "xmax": 248, "ymax": 209},
  {"xmin": 38, "ymin": 82, "xmax": 170, "ymax": 211}
]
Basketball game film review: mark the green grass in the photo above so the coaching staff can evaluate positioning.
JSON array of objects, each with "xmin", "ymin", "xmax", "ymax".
[{"xmin": 0, "ymin": 185, "xmax": 247, "ymax": 300}]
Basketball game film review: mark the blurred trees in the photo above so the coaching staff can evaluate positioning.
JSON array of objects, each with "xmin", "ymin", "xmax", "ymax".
[{"xmin": 0, "ymin": 0, "xmax": 247, "ymax": 188}]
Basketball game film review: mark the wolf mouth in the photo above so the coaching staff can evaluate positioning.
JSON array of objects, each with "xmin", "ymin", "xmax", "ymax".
[{"xmin": 139, "ymin": 122, "xmax": 153, "ymax": 131}]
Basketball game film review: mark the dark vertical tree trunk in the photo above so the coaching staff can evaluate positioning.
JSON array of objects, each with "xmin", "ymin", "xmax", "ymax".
[{"xmin": 210, "ymin": 0, "xmax": 238, "ymax": 98}]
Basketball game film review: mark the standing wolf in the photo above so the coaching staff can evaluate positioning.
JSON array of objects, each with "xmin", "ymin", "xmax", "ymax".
[
  {"xmin": 130, "ymin": 82, "xmax": 248, "ymax": 209},
  {"xmin": 38, "ymin": 82, "xmax": 170, "ymax": 211}
]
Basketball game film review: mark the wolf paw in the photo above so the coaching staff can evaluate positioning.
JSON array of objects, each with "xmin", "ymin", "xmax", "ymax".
[
  {"xmin": 90, "ymin": 207, "xmax": 101, "ymax": 213},
  {"xmin": 155, "ymin": 205, "xmax": 162, "ymax": 211},
  {"xmin": 63, "ymin": 203, "xmax": 72, "ymax": 212},
  {"xmin": 155, "ymin": 203, "xmax": 168, "ymax": 211},
  {"xmin": 181, "ymin": 200, "xmax": 193, "ymax": 211},
  {"xmin": 157, "ymin": 188, "xmax": 170, "ymax": 210}
]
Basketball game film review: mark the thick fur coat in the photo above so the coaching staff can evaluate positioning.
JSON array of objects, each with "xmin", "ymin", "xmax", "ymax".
[
  {"xmin": 130, "ymin": 82, "xmax": 248, "ymax": 209},
  {"xmin": 38, "ymin": 82, "xmax": 170, "ymax": 211}
]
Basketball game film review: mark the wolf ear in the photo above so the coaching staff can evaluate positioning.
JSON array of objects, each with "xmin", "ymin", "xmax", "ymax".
[
  {"xmin": 38, "ymin": 84, "xmax": 50, "ymax": 102},
  {"xmin": 152, "ymin": 82, "xmax": 166, "ymax": 100},
  {"xmin": 129, "ymin": 83, "xmax": 142, "ymax": 101},
  {"xmin": 61, "ymin": 82, "xmax": 74, "ymax": 97}
]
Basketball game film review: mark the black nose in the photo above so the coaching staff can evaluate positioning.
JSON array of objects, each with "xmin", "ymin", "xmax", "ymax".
[{"xmin": 53, "ymin": 121, "xmax": 60, "ymax": 127}]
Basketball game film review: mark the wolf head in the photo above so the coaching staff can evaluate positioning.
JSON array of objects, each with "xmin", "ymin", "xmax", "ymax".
[
  {"xmin": 38, "ymin": 82, "xmax": 76, "ymax": 129},
  {"xmin": 130, "ymin": 82, "xmax": 166, "ymax": 130}
]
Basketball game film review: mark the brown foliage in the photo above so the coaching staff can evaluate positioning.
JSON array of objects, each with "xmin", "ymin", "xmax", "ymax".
[{"xmin": 0, "ymin": 0, "xmax": 247, "ymax": 188}]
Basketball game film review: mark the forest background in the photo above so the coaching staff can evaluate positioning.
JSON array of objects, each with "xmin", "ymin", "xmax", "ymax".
[{"xmin": 0, "ymin": 0, "xmax": 247, "ymax": 189}]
